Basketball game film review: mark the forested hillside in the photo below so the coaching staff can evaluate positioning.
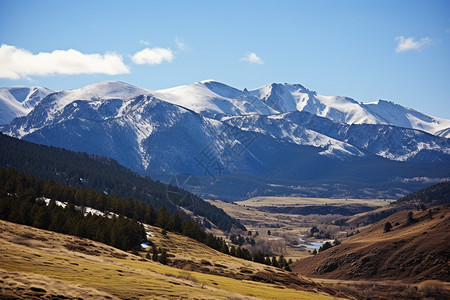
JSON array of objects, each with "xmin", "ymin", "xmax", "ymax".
[
  {"xmin": 0, "ymin": 133, "xmax": 243, "ymax": 231},
  {"xmin": 397, "ymin": 180, "xmax": 450, "ymax": 205},
  {"xmin": 0, "ymin": 167, "xmax": 236, "ymax": 253}
]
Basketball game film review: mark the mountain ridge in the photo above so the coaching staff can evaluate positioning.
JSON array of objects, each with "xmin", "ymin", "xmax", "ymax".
[
  {"xmin": 1, "ymin": 80, "xmax": 449, "ymax": 200},
  {"xmin": 0, "ymin": 86, "xmax": 53, "ymax": 125}
]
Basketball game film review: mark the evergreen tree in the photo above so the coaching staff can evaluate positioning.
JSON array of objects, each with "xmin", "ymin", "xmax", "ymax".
[
  {"xmin": 319, "ymin": 241, "xmax": 333, "ymax": 252},
  {"xmin": 271, "ymin": 256, "xmax": 279, "ymax": 268},
  {"xmin": 168, "ymin": 213, "xmax": 182, "ymax": 232},
  {"xmin": 156, "ymin": 206, "xmax": 170, "ymax": 229},
  {"xmin": 159, "ymin": 249, "xmax": 168, "ymax": 265},
  {"xmin": 407, "ymin": 211, "xmax": 414, "ymax": 224},
  {"xmin": 144, "ymin": 204, "xmax": 155, "ymax": 225},
  {"xmin": 253, "ymin": 250, "xmax": 265, "ymax": 264},
  {"xmin": 384, "ymin": 222, "xmax": 393, "ymax": 233},
  {"xmin": 152, "ymin": 245, "xmax": 158, "ymax": 262},
  {"xmin": 33, "ymin": 206, "xmax": 51, "ymax": 229},
  {"xmin": 220, "ymin": 243, "xmax": 229, "ymax": 254}
]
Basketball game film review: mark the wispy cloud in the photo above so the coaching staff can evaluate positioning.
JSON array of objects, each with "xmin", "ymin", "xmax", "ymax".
[
  {"xmin": 395, "ymin": 36, "xmax": 433, "ymax": 53},
  {"xmin": 0, "ymin": 44, "xmax": 129, "ymax": 80},
  {"xmin": 175, "ymin": 37, "xmax": 187, "ymax": 51},
  {"xmin": 131, "ymin": 47, "xmax": 174, "ymax": 65},
  {"xmin": 139, "ymin": 40, "xmax": 151, "ymax": 46},
  {"xmin": 241, "ymin": 52, "xmax": 264, "ymax": 65}
]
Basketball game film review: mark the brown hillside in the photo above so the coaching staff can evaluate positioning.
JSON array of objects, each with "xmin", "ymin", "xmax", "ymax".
[{"xmin": 292, "ymin": 204, "xmax": 450, "ymax": 283}]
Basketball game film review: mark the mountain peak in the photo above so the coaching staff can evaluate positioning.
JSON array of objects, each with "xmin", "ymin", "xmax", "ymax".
[{"xmin": 0, "ymin": 86, "xmax": 53, "ymax": 124}]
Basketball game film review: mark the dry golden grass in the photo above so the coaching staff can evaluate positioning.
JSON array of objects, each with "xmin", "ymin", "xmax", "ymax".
[{"xmin": 0, "ymin": 220, "xmax": 345, "ymax": 299}]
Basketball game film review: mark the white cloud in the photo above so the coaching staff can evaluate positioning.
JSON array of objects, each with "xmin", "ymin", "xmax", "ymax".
[
  {"xmin": 0, "ymin": 44, "xmax": 130, "ymax": 80},
  {"xmin": 395, "ymin": 36, "xmax": 433, "ymax": 53},
  {"xmin": 241, "ymin": 52, "xmax": 264, "ymax": 64},
  {"xmin": 139, "ymin": 40, "xmax": 151, "ymax": 46},
  {"xmin": 131, "ymin": 47, "xmax": 174, "ymax": 65}
]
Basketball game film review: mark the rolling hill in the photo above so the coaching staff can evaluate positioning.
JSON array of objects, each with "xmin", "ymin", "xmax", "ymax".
[
  {"xmin": 291, "ymin": 204, "xmax": 450, "ymax": 283},
  {"xmin": 0, "ymin": 219, "xmax": 349, "ymax": 299}
]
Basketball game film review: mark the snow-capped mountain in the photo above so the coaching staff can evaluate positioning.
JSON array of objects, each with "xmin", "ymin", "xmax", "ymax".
[
  {"xmin": 151, "ymin": 80, "xmax": 450, "ymax": 138},
  {"xmin": 249, "ymin": 83, "xmax": 450, "ymax": 137},
  {"xmin": 0, "ymin": 86, "xmax": 53, "ymax": 124},
  {"xmin": 1, "ymin": 80, "xmax": 449, "ymax": 199},
  {"xmin": 226, "ymin": 111, "xmax": 450, "ymax": 162},
  {"xmin": 152, "ymin": 80, "xmax": 276, "ymax": 118}
]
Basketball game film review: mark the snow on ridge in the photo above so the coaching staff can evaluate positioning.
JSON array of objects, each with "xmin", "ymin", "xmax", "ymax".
[
  {"xmin": 153, "ymin": 80, "xmax": 274, "ymax": 116},
  {"xmin": 0, "ymin": 86, "xmax": 53, "ymax": 125},
  {"xmin": 40, "ymin": 196, "xmax": 119, "ymax": 218},
  {"xmin": 5, "ymin": 79, "xmax": 447, "ymax": 138},
  {"xmin": 225, "ymin": 115, "xmax": 365, "ymax": 159},
  {"xmin": 248, "ymin": 82, "xmax": 449, "ymax": 137},
  {"xmin": 49, "ymin": 81, "xmax": 152, "ymax": 111}
]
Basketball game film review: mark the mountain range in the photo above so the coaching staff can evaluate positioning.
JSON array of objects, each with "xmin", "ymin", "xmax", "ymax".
[{"xmin": 1, "ymin": 80, "xmax": 449, "ymax": 200}]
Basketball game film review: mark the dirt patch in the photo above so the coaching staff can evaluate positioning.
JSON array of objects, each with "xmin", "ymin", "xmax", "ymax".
[{"xmin": 64, "ymin": 243, "xmax": 101, "ymax": 256}]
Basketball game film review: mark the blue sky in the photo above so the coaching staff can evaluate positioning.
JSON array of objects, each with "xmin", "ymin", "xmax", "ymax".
[{"xmin": 1, "ymin": 0, "xmax": 449, "ymax": 118}]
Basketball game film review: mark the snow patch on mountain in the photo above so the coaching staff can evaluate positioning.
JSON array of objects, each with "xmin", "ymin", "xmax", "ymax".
[
  {"xmin": 0, "ymin": 86, "xmax": 53, "ymax": 124},
  {"xmin": 153, "ymin": 80, "xmax": 276, "ymax": 117},
  {"xmin": 250, "ymin": 83, "xmax": 450, "ymax": 138},
  {"xmin": 45, "ymin": 81, "xmax": 151, "ymax": 112},
  {"xmin": 224, "ymin": 114, "xmax": 365, "ymax": 159}
]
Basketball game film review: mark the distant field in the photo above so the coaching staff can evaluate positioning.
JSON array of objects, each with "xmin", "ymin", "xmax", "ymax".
[{"xmin": 238, "ymin": 196, "xmax": 394, "ymax": 208}]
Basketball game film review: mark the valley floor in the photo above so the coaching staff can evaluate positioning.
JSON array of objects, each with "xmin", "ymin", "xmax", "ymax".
[{"xmin": 209, "ymin": 197, "xmax": 450, "ymax": 299}]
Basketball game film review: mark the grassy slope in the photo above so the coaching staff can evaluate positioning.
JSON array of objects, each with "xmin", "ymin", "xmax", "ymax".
[
  {"xmin": 292, "ymin": 204, "xmax": 450, "ymax": 283},
  {"xmin": 0, "ymin": 220, "xmax": 346, "ymax": 299}
]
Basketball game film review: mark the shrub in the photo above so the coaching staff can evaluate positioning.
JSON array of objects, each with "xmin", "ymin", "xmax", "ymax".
[{"xmin": 384, "ymin": 222, "xmax": 393, "ymax": 233}]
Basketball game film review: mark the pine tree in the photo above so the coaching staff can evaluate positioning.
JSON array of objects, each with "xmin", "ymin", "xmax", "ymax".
[
  {"xmin": 253, "ymin": 250, "xmax": 265, "ymax": 264},
  {"xmin": 168, "ymin": 213, "xmax": 182, "ymax": 232},
  {"xmin": 271, "ymin": 256, "xmax": 279, "ymax": 268},
  {"xmin": 152, "ymin": 245, "xmax": 158, "ymax": 261},
  {"xmin": 407, "ymin": 211, "xmax": 414, "ymax": 224},
  {"xmin": 220, "ymin": 243, "xmax": 229, "ymax": 254},
  {"xmin": 159, "ymin": 249, "xmax": 168, "ymax": 265},
  {"xmin": 156, "ymin": 206, "xmax": 170, "ymax": 229},
  {"xmin": 278, "ymin": 255, "xmax": 286, "ymax": 269},
  {"xmin": 33, "ymin": 206, "xmax": 51, "ymax": 229}
]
